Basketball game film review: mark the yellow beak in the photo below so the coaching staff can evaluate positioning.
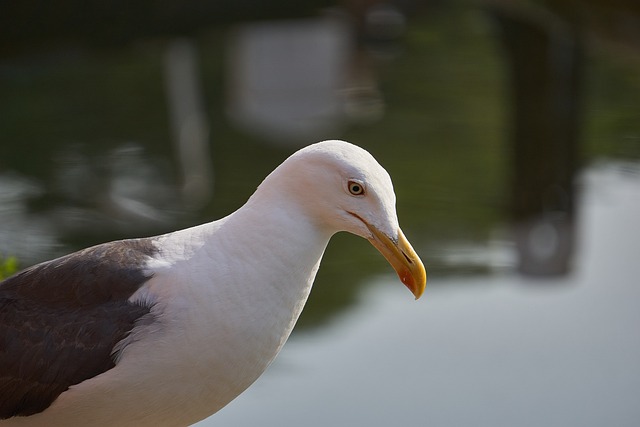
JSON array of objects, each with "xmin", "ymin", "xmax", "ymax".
[{"xmin": 367, "ymin": 225, "xmax": 426, "ymax": 299}]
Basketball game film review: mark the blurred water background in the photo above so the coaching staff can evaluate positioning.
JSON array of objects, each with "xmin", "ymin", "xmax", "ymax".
[{"xmin": 1, "ymin": 0, "xmax": 639, "ymax": 425}]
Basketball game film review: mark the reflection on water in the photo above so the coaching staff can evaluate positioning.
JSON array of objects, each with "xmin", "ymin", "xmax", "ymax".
[
  {"xmin": 430, "ymin": 237, "xmax": 515, "ymax": 273},
  {"xmin": 198, "ymin": 161, "xmax": 640, "ymax": 427},
  {"xmin": 0, "ymin": 2, "xmax": 638, "ymax": 330},
  {"xmin": 165, "ymin": 38, "xmax": 214, "ymax": 208},
  {"xmin": 53, "ymin": 143, "xmax": 182, "ymax": 229},
  {"xmin": 227, "ymin": 16, "xmax": 351, "ymax": 142},
  {"xmin": 0, "ymin": 174, "xmax": 57, "ymax": 261},
  {"xmin": 0, "ymin": 143, "xmax": 184, "ymax": 263}
]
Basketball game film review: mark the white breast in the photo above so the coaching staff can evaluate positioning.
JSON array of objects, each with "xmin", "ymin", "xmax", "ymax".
[{"xmin": 2, "ymin": 204, "xmax": 330, "ymax": 427}]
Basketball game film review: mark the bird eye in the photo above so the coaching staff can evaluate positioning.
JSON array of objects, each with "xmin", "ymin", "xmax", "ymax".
[{"xmin": 348, "ymin": 180, "xmax": 365, "ymax": 196}]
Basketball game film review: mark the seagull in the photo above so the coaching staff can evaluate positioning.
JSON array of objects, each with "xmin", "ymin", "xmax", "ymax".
[{"xmin": 0, "ymin": 140, "xmax": 426, "ymax": 426}]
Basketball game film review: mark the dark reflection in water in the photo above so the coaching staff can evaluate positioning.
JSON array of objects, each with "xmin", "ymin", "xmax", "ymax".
[{"xmin": 0, "ymin": 1, "xmax": 639, "ymax": 332}]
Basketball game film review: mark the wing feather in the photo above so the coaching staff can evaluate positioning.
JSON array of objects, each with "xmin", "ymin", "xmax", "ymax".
[{"xmin": 0, "ymin": 239, "xmax": 157, "ymax": 419}]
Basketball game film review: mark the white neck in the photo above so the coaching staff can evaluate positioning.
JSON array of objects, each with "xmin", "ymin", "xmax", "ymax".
[
  {"xmin": 219, "ymin": 192, "xmax": 332, "ymax": 341},
  {"xmin": 137, "ymin": 188, "xmax": 334, "ymax": 419}
]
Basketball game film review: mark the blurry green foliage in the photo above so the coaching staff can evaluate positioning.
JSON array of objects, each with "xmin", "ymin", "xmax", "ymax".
[{"xmin": 0, "ymin": 256, "xmax": 19, "ymax": 281}]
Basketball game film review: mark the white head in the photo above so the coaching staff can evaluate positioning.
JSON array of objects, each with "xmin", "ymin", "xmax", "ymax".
[{"xmin": 254, "ymin": 140, "xmax": 426, "ymax": 298}]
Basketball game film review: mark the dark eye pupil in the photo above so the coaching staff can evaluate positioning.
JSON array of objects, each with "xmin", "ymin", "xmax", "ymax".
[{"xmin": 350, "ymin": 183, "xmax": 362, "ymax": 194}]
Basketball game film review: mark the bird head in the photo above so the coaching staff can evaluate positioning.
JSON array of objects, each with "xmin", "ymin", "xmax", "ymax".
[{"xmin": 268, "ymin": 140, "xmax": 426, "ymax": 299}]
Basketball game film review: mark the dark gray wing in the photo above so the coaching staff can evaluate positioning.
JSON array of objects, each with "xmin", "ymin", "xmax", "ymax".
[{"xmin": 0, "ymin": 238, "xmax": 158, "ymax": 419}]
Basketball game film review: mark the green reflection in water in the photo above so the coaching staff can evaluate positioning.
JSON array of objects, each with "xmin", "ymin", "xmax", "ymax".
[{"xmin": 0, "ymin": 5, "xmax": 638, "ymax": 331}]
